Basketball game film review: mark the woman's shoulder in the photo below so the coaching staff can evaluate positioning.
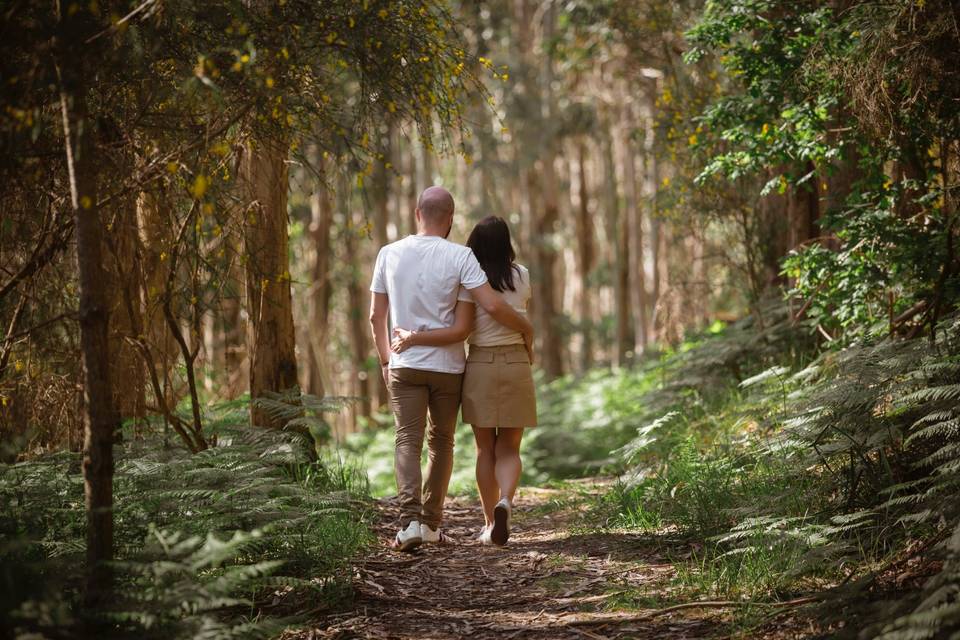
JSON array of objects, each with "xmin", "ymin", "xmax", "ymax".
[{"xmin": 514, "ymin": 264, "xmax": 531, "ymax": 292}]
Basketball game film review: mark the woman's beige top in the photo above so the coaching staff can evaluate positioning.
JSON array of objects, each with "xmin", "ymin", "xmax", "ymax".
[{"xmin": 460, "ymin": 264, "xmax": 531, "ymax": 347}]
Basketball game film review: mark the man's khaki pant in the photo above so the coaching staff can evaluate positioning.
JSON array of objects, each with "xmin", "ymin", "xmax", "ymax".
[{"xmin": 388, "ymin": 367, "xmax": 463, "ymax": 529}]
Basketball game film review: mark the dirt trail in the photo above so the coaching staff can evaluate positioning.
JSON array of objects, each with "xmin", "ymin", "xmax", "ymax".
[{"xmin": 299, "ymin": 481, "xmax": 733, "ymax": 639}]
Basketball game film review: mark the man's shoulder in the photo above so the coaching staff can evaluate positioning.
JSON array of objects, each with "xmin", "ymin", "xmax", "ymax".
[
  {"xmin": 443, "ymin": 239, "xmax": 475, "ymax": 258},
  {"xmin": 378, "ymin": 236, "xmax": 412, "ymax": 255}
]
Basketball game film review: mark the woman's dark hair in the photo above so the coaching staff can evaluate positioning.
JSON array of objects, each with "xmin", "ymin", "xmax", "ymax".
[{"xmin": 466, "ymin": 216, "xmax": 521, "ymax": 292}]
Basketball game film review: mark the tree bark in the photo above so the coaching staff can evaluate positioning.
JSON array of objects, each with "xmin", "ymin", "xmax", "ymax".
[
  {"xmin": 59, "ymin": 71, "xmax": 117, "ymax": 602},
  {"xmin": 107, "ymin": 198, "xmax": 146, "ymax": 432},
  {"xmin": 136, "ymin": 188, "xmax": 181, "ymax": 407},
  {"xmin": 240, "ymin": 137, "xmax": 299, "ymax": 427},
  {"xmin": 603, "ymin": 126, "xmax": 632, "ymax": 367},
  {"xmin": 305, "ymin": 156, "xmax": 334, "ymax": 398},
  {"xmin": 340, "ymin": 175, "xmax": 372, "ymax": 426},
  {"xmin": 624, "ymin": 105, "xmax": 649, "ymax": 354},
  {"xmin": 575, "ymin": 142, "xmax": 595, "ymax": 372}
]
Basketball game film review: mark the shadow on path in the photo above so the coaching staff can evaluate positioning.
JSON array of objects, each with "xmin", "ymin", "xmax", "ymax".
[{"xmin": 292, "ymin": 481, "xmax": 730, "ymax": 640}]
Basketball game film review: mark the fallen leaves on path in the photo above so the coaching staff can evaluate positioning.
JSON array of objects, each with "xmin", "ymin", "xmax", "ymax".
[{"xmin": 289, "ymin": 482, "xmax": 813, "ymax": 639}]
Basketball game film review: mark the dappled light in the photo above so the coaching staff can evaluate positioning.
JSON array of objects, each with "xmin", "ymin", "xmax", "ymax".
[{"xmin": 1, "ymin": 1, "xmax": 959, "ymax": 639}]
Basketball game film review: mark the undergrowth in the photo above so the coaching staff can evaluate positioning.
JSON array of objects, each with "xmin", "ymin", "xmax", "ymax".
[
  {"xmin": 589, "ymin": 304, "xmax": 960, "ymax": 637},
  {"xmin": 0, "ymin": 401, "xmax": 371, "ymax": 639}
]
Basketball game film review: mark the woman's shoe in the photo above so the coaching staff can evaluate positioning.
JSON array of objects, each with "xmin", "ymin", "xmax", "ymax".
[
  {"xmin": 491, "ymin": 498, "xmax": 511, "ymax": 546},
  {"xmin": 477, "ymin": 525, "xmax": 494, "ymax": 545}
]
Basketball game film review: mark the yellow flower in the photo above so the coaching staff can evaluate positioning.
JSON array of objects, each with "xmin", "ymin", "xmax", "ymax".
[
  {"xmin": 191, "ymin": 175, "xmax": 209, "ymax": 199},
  {"xmin": 688, "ymin": 134, "xmax": 697, "ymax": 146},
  {"xmin": 79, "ymin": 195, "xmax": 92, "ymax": 209}
]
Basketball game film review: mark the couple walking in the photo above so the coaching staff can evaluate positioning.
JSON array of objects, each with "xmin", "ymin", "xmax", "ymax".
[{"xmin": 369, "ymin": 186, "xmax": 537, "ymax": 551}]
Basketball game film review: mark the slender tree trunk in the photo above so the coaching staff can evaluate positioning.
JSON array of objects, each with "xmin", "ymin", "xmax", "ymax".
[
  {"xmin": 340, "ymin": 178, "xmax": 372, "ymax": 426},
  {"xmin": 107, "ymin": 196, "xmax": 146, "ymax": 433},
  {"xmin": 136, "ymin": 188, "xmax": 181, "ymax": 408},
  {"xmin": 623, "ymin": 106, "xmax": 648, "ymax": 354},
  {"xmin": 575, "ymin": 141, "xmax": 595, "ymax": 372},
  {"xmin": 603, "ymin": 126, "xmax": 632, "ymax": 367},
  {"xmin": 240, "ymin": 136, "xmax": 298, "ymax": 427},
  {"xmin": 221, "ymin": 243, "xmax": 246, "ymax": 399},
  {"xmin": 371, "ymin": 130, "xmax": 392, "ymax": 409},
  {"xmin": 60, "ymin": 73, "xmax": 117, "ymax": 602},
  {"xmin": 305, "ymin": 156, "xmax": 334, "ymax": 398},
  {"xmin": 406, "ymin": 141, "xmax": 419, "ymax": 234}
]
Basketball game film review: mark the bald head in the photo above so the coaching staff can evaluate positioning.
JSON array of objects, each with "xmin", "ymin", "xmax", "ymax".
[{"xmin": 417, "ymin": 186, "xmax": 455, "ymax": 228}]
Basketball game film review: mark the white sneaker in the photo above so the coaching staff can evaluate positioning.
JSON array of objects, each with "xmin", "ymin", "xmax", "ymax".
[
  {"xmin": 491, "ymin": 498, "xmax": 512, "ymax": 546},
  {"xmin": 393, "ymin": 520, "xmax": 422, "ymax": 552},
  {"xmin": 477, "ymin": 525, "xmax": 493, "ymax": 546},
  {"xmin": 420, "ymin": 523, "xmax": 447, "ymax": 544}
]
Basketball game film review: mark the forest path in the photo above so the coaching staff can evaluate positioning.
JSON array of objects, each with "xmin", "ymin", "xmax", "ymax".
[{"xmin": 298, "ymin": 480, "xmax": 736, "ymax": 639}]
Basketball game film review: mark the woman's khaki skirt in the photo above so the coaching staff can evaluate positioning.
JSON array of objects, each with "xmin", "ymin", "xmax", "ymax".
[{"xmin": 462, "ymin": 344, "xmax": 538, "ymax": 428}]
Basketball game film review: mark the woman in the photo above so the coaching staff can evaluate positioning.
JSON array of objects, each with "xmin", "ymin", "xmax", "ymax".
[{"xmin": 391, "ymin": 216, "xmax": 537, "ymax": 546}]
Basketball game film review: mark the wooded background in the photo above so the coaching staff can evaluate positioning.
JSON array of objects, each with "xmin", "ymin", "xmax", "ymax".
[{"xmin": 1, "ymin": 0, "xmax": 959, "ymax": 637}]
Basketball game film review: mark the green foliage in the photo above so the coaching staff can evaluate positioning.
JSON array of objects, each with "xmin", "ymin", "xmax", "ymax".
[
  {"xmin": 0, "ymin": 411, "xmax": 371, "ymax": 638},
  {"xmin": 682, "ymin": 0, "xmax": 960, "ymax": 341},
  {"xmin": 526, "ymin": 299, "xmax": 811, "ymax": 481},
  {"xmin": 601, "ymin": 307, "xmax": 960, "ymax": 634}
]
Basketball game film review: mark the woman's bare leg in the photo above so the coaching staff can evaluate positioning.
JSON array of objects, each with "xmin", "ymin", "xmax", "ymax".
[
  {"xmin": 493, "ymin": 428, "xmax": 524, "ymax": 502},
  {"xmin": 472, "ymin": 426, "xmax": 498, "ymax": 526}
]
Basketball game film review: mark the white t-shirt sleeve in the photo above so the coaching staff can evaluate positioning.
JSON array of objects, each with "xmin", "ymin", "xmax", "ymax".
[
  {"xmin": 519, "ymin": 266, "xmax": 531, "ymax": 309},
  {"xmin": 460, "ymin": 251, "xmax": 488, "ymax": 290},
  {"xmin": 457, "ymin": 285, "xmax": 475, "ymax": 303},
  {"xmin": 370, "ymin": 247, "xmax": 387, "ymax": 293}
]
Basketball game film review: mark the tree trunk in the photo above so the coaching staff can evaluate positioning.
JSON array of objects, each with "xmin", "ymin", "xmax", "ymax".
[
  {"xmin": 623, "ymin": 106, "xmax": 649, "ymax": 354},
  {"xmin": 340, "ymin": 176, "xmax": 372, "ymax": 426},
  {"xmin": 136, "ymin": 188, "xmax": 181, "ymax": 407},
  {"xmin": 305, "ymin": 156, "xmax": 334, "ymax": 398},
  {"xmin": 371, "ymin": 131, "xmax": 392, "ymax": 409},
  {"xmin": 535, "ymin": 158, "xmax": 565, "ymax": 379},
  {"xmin": 603, "ymin": 126, "xmax": 632, "ymax": 367},
  {"xmin": 107, "ymin": 196, "xmax": 146, "ymax": 434},
  {"xmin": 60, "ymin": 78, "xmax": 118, "ymax": 601},
  {"xmin": 575, "ymin": 142, "xmax": 595, "ymax": 372},
  {"xmin": 240, "ymin": 137, "xmax": 298, "ymax": 427},
  {"xmin": 406, "ymin": 140, "xmax": 419, "ymax": 234}
]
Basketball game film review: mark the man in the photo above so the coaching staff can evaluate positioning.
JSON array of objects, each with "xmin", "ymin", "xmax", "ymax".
[{"xmin": 369, "ymin": 186, "xmax": 533, "ymax": 551}]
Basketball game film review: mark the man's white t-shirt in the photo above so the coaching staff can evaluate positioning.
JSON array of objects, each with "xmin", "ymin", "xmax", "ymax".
[
  {"xmin": 370, "ymin": 234, "xmax": 488, "ymax": 374},
  {"xmin": 462, "ymin": 264, "xmax": 530, "ymax": 347}
]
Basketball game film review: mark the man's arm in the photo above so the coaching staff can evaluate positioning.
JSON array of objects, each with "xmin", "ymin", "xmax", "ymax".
[
  {"xmin": 468, "ymin": 283, "xmax": 534, "ymax": 338},
  {"xmin": 391, "ymin": 300, "xmax": 475, "ymax": 352},
  {"xmin": 369, "ymin": 292, "xmax": 391, "ymax": 382}
]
